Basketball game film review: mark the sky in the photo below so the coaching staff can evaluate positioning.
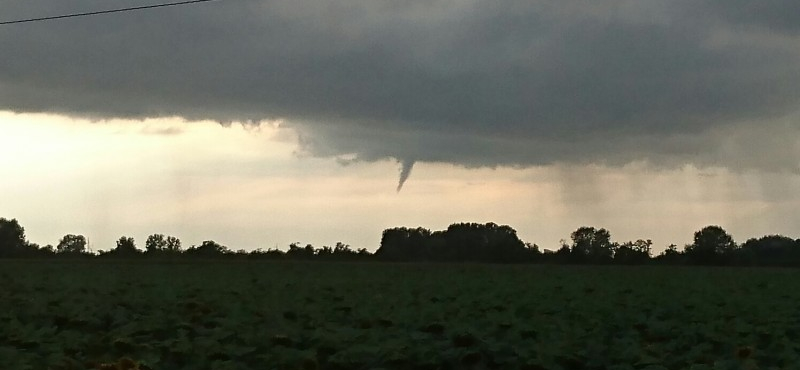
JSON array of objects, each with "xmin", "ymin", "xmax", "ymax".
[{"xmin": 1, "ymin": 0, "xmax": 800, "ymax": 252}]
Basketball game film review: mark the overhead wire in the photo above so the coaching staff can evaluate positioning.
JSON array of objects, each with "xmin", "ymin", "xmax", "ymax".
[{"xmin": 0, "ymin": 0, "xmax": 220, "ymax": 25}]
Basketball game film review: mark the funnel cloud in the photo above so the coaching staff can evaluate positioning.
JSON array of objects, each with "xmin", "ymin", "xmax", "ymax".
[
  {"xmin": 397, "ymin": 159, "xmax": 415, "ymax": 192},
  {"xmin": 1, "ymin": 1, "xmax": 800, "ymax": 174}
]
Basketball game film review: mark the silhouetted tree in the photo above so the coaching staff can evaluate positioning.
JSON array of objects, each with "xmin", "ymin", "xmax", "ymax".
[
  {"xmin": 165, "ymin": 236, "xmax": 182, "ymax": 253},
  {"xmin": 614, "ymin": 239, "xmax": 652, "ymax": 265},
  {"xmin": 57, "ymin": 234, "xmax": 87, "ymax": 254},
  {"xmin": 376, "ymin": 223, "xmax": 527, "ymax": 263},
  {"xmin": 145, "ymin": 234, "xmax": 182, "ymax": 256},
  {"xmin": 110, "ymin": 236, "xmax": 141, "ymax": 257},
  {"xmin": 442, "ymin": 223, "xmax": 486, "ymax": 261},
  {"xmin": 684, "ymin": 225, "xmax": 736, "ymax": 265},
  {"xmin": 23, "ymin": 243, "xmax": 54, "ymax": 258},
  {"xmin": 543, "ymin": 241, "xmax": 573, "ymax": 264},
  {"xmin": 375, "ymin": 227, "xmax": 433, "ymax": 261},
  {"xmin": 248, "ymin": 248, "xmax": 286, "ymax": 259},
  {"xmin": 569, "ymin": 227, "xmax": 614, "ymax": 264},
  {"xmin": 738, "ymin": 235, "xmax": 800, "ymax": 266},
  {"xmin": 523, "ymin": 243, "xmax": 543, "ymax": 262},
  {"xmin": 286, "ymin": 243, "xmax": 316, "ymax": 259},
  {"xmin": 145, "ymin": 234, "xmax": 166, "ymax": 254},
  {"xmin": 316, "ymin": 245, "xmax": 334, "ymax": 258},
  {"xmin": 318, "ymin": 242, "xmax": 367, "ymax": 260},
  {"xmin": 654, "ymin": 244, "xmax": 684, "ymax": 264},
  {"xmin": 185, "ymin": 240, "xmax": 229, "ymax": 257},
  {"xmin": 231, "ymin": 249, "xmax": 250, "ymax": 260},
  {"xmin": 0, "ymin": 218, "xmax": 27, "ymax": 258},
  {"xmin": 443, "ymin": 223, "xmax": 527, "ymax": 263},
  {"xmin": 333, "ymin": 242, "xmax": 357, "ymax": 257}
]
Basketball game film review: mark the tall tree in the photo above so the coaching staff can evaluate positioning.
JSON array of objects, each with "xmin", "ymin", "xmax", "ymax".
[
  {"xmin": 112, "ymin": 236, "xmax": 140, "ymax": 257},
  {"xmin": 375, "ymin": 227, "xmax": 432, "ymax": 261},
  {"xmin": 165, "ymin": 236, "xmax": 182, "ymax": 253},
  {"xmin": 57, "ymin": 234, "xmax": 87, "ymax": 254},
  {"xmin": 0, "ymin": 218, "xmax": 27, "ymax": 257},
  {"xmin": 570, "ymin": 227, "xmax": 614, "ymax": 263},
  {"xmin": 145, "ymin": 234, "xmax": 167, "ymax": 254},
  {"xmin": 684, "ymin": 225, "xmax": 736, "ymax": 265}
]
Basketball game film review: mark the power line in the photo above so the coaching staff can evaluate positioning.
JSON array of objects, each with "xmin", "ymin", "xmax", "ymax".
[{"xmin": 0, "ymin": 0, "xmax": 220, "ymax": 25}]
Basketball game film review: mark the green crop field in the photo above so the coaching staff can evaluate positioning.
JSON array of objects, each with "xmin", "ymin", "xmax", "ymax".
[{"xmin": 2, "ymin": 261, "xmax": 799, "ymax": 370}]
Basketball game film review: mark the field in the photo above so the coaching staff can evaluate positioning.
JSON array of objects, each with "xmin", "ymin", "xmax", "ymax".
[{"xmin": 2, "ymin": 261, "xmax": 799, "ymax": 370}]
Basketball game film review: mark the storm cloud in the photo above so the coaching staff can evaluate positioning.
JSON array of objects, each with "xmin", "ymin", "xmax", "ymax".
[{"xmin": 2, "ymin": 0, "xmax": 800, "ymax": 172}]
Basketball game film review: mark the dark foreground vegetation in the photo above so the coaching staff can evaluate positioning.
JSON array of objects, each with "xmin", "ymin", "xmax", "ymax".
[
  {"xmin": 2, "ymin": 262, "xmax": 799, "ymax": 369},
  {"xmin": 2, "ymin": 217, "xmax": 800, "ymax": 266}
]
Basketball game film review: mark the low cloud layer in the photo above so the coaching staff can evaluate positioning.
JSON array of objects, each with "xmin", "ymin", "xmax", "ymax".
[{"xmin": 2, "ymin": 0, "xmax": 800, "ymax": 174}]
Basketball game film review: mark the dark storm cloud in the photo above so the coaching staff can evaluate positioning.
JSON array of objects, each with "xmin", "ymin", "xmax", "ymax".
[
  {"xmin": 698, "ymin": 0, "xmax": 800, "ymax": 33},
  {"xmin": 1, "ymin": 0, "xmax": 799, "ymax": 171}
]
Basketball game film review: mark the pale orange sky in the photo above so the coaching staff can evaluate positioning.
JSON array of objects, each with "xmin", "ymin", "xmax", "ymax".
[{"xmin": 2, "ymin": 110, "xmax": 798, "ymax": 253}]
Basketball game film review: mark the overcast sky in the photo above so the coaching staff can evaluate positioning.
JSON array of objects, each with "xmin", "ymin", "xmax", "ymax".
[{"xmin": 1, "ymin": 1, "xmax": 799, "ymax": 251}]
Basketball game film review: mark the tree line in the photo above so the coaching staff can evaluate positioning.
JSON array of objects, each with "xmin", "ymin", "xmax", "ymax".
[
  {"xmin": 1, "ymin": 217, "xmax": 800, "ymax": 266},
  {"xmin": 0, "ymin": 218, "xmax": 371, "ymax": 261},
  {"xmin": 378, "ymin": 224, "xmax": 800, "ymax": 266}
]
